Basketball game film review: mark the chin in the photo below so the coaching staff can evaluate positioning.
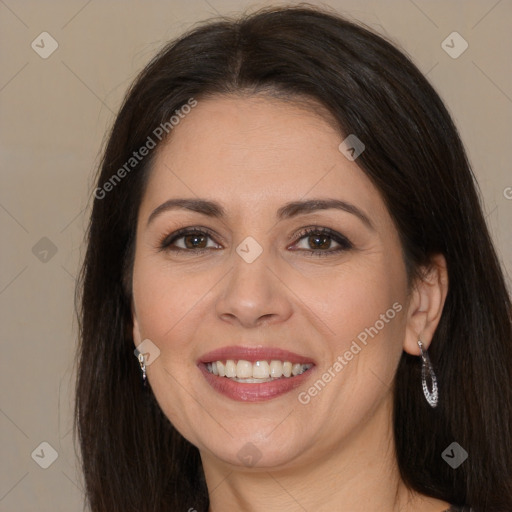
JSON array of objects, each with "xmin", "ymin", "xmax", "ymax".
[{"xmin": 198, "ymin": 428, "xmax": 309, "ymax": 470}]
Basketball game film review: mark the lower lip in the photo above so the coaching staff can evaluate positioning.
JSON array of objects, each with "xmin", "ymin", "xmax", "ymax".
[{"xmin": 198, "ymin": 364, "xmax": 314, "ymax": 402}]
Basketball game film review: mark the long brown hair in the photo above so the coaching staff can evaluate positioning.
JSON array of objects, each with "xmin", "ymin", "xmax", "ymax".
[{"xmin": 75, "ymin": 5, "xmax": 512, "ymax": 511}]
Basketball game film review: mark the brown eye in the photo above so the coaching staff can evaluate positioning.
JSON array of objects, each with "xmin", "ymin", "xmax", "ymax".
[
  {"xmin": 159, "ymin": 227, "xmax": 221, "ymax": 254},
  {"xmin": 182, "ymin": 233, "xmax": 208, "ymax": 249},
  {"xmin": 291, "ymin": 227, "xmax": 353, "ymax": 256},
  {"xmin": 307, "ymin": 233, "xmax": 332, "ymax": 250}
]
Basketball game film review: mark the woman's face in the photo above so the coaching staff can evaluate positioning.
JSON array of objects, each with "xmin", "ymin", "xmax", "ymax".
[{"xmin": 131, "ymin": 95, "xmax": 412, "ymax": 470}]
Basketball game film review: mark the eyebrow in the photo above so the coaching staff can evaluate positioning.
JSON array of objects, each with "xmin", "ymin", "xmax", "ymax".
[{"xmin": 146, "ymin": 198, "xmax": 374, "ymax": 230}]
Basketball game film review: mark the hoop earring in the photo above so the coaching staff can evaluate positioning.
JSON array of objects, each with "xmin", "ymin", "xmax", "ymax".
[
  {"xmin": 137, "ymin": 352, "xmax": 147, "ymax": 386},
  {"xmin": 418, "ymin": 339, "xmax": 438, "ymax": 408}
]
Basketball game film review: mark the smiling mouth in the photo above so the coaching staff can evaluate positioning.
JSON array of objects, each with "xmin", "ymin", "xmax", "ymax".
[{"xmin": 205, "ymin": 359, "xmax": 314, "ymax": 383}]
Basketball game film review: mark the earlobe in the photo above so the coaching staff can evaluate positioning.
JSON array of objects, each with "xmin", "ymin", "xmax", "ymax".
[{"xmin": 403, "ymin": 254, "xmax": 449, "ymax": 356}]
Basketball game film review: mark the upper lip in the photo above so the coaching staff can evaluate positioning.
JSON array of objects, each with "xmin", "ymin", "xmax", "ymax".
[{"xmin": 198, "ymin": 345, "xmax": 315, "ymax": 365}]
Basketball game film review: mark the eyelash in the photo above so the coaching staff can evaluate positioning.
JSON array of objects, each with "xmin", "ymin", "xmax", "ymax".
[{"xmin": 158, "ymin": 225, "xmax": 353, "ymax": 257}]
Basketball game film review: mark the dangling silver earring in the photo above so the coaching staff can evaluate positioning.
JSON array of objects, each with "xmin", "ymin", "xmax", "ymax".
[
  {"xmin": 137, "ymin": 352, "xmax": 147, "ymax": 385},
  {"xmin": 418, "ymin": 339, "xmax": 438, "ymax": 408}
]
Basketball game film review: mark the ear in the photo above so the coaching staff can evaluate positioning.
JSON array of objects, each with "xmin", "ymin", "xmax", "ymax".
[
  {"xmin": 131, "ymin": 298, "xmax": 143, "ymax": 347},
  {"xmin": 403, "ymin": 254, "xmax": 449, "ymax": 356}
]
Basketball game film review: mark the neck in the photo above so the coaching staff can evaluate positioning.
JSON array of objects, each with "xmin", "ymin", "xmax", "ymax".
[{"xmin": 201, "ymin": 393, "xmax": 438, "ymax": 512}]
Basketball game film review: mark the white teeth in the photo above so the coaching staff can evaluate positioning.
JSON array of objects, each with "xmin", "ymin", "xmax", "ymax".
[
  {"xmin": 252, "ymin": 361, "xmax": 270, "ymax": 379},
  {"xmin": 236, "ymin": 360, "xmax": 253, "ymax": 378},
  {"xmin": 292, "ymin": 363, "xmax": 303, "ymax": 376},
  {"xmin": 225, "ymin": 360, "xmax": 237, "ymax": 378},
  {"xmin": 269, "ymin": 360, "xmax": 283, "ymax": 378},
  {"xmin": 206, "ymin": 359, "xmax": 312, "ymax": 380}
]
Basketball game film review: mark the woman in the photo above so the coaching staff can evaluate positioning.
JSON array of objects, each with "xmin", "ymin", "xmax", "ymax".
[{"xmin": 75, "ymin": 5, "xmax": 512, "ymax": 511}]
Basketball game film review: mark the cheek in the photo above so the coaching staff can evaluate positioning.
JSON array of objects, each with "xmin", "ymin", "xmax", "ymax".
[
  {"xmin": 131, "ymin": 258, "xmax": 211, "ymax": 441},
  {"xmin": 132, "ymin": 256, "xmax": 205, "ymax": 345},
  {"xmin": 297, "ymin": 257, "xmax": 407, "ymax": 350},
  {"xmin": 300, "ymin": 257, "xmax": 408, "ymax": 417}
]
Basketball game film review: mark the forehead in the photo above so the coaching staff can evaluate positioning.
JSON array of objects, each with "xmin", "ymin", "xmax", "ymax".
[{"xmin": 139, "ymin": 95, "xmax": 387, "ymax": 223}]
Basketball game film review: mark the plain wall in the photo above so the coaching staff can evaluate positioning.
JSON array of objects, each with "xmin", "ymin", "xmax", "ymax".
[{"xmin": 1, "ymin": 1, "xmax": 510, "ymax": 510}]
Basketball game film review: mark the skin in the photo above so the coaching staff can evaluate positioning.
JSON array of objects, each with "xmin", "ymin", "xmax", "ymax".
[{"xmin": 131, "ymin": 95, "xmax": 450, "ymax": 512}]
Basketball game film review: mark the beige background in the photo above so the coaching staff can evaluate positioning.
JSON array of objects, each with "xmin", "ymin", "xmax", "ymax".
[{"xmin": 1, "ymin": 0, "xmax": 510, "ymax": 510}]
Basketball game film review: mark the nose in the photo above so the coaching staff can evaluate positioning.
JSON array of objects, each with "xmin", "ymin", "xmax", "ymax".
[{"xmin": 215, "ymin": 248, "xmax": 293, "ymax": 329}]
